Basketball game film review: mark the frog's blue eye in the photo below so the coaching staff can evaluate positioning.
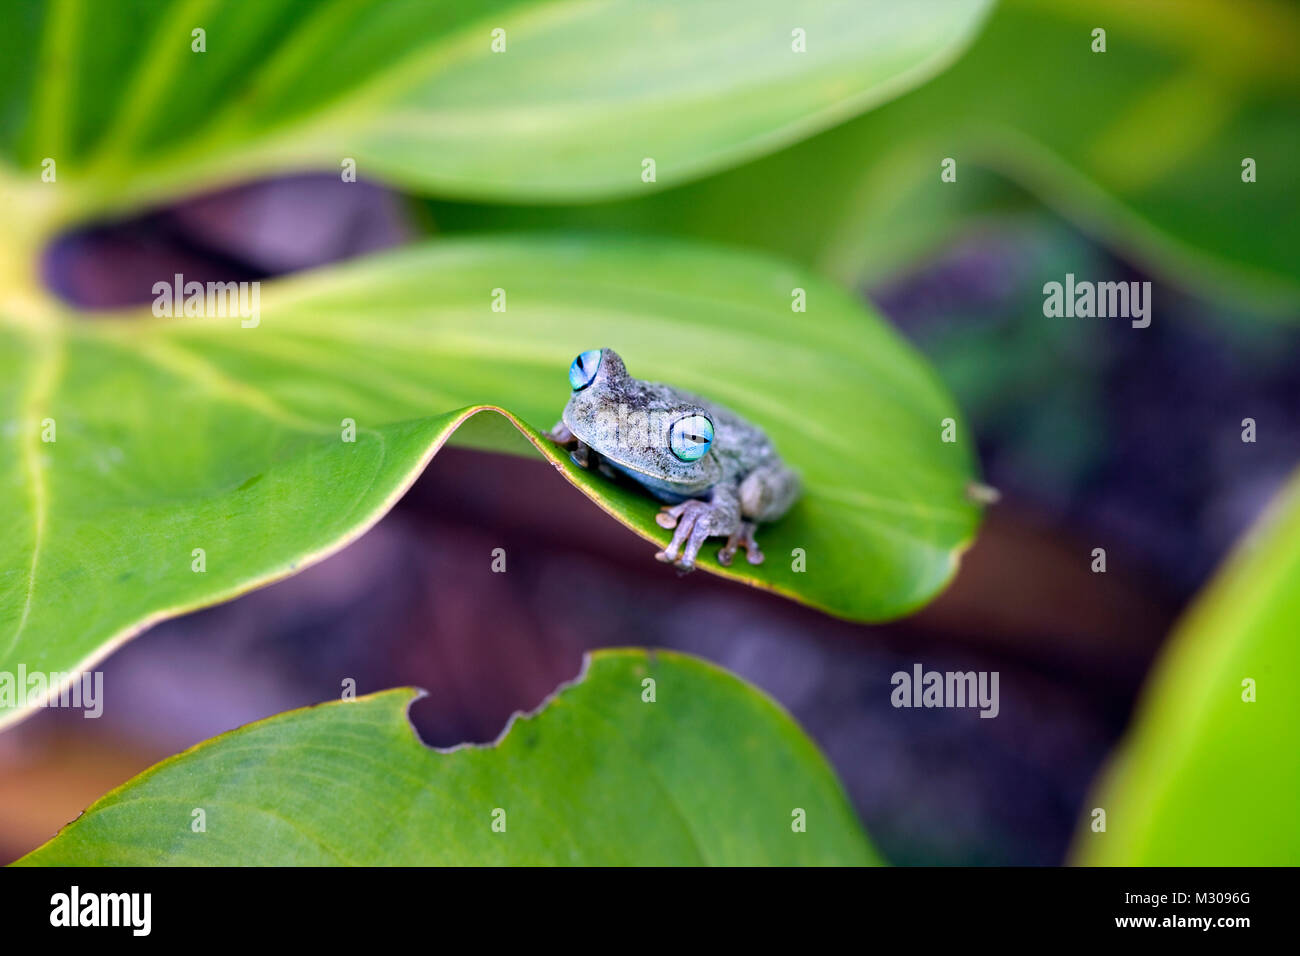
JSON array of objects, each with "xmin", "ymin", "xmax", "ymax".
[
  {"xmin": 569, "ymin": 350, "xmax": 602, "ymax": 391},
  {"xmin": 669, "ymin": 414, "xmax": 714, "ymax": 462}
]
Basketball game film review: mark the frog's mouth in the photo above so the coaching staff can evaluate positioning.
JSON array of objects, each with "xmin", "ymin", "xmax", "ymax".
[
  {"xmin": 600, "ymin": 454, "xmax": 715, "ymax": 502},
  {"xmin": 569, "ymin": 435, "xmax": 719, "ymax": 496}
]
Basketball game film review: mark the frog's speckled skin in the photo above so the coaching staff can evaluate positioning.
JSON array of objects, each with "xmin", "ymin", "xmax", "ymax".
[{"xmin": 548, "ymin": 348, "xmax": 799, "ymax": 570}]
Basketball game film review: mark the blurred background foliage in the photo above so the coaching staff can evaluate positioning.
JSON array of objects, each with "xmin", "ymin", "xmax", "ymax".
[
  {"xmin": 1077, "ymin": 472, "xmax": 1300, "ymax": 866},
  {"xmin": 427, "ymin": 0, "xmax": 1300, "ymax": 310},
  {"xmin": 1, "ymin": 0, "xmax": 1297, "ymax": 864}
]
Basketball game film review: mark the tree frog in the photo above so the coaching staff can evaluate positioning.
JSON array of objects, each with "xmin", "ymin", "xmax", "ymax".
[{"xmin": 548, "ymin": 348, "xmax": 799, "ymax": 571}]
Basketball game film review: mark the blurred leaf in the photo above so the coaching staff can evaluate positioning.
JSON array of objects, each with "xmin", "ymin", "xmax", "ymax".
[
  {"xmin": 1074, "ymin": 471, "xmax": 1300, "ymax": 865},
  {"xmin": 429, "ymin": 138, "xmax": 1031, "ymax": 292},
  {"xmin": 0, "ymin": 236, "xmax": 980, "ymax": 729},
  {"xmin": 429, "ymin": 0, "xmax": 1300, "ymax": 311},
  {"xmin": 16, "ymin": 649, "xmax": 880, "ymax": 865},
  {"xmin": 0, "ymin": 0, "xmax": 992, "ymax": 219}
]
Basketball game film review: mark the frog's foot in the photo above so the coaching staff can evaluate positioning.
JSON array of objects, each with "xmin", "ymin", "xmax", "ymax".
[
  {"xmin": 546, "ymin": 420, "xmax": 576, "ymax": 446},
  {"xmin": 717, "ymin": 521, "xmax": 764, "ymax": 566},
  {"xmin": 546, "ymin": 421, "xmax": 590, "ymax": 468},
  {"xmin": 564, "ymin": 442, "xmax": 615, "ymax": 478},
  {"xmin": 654, "ymin": 500, "xmax": 731, "ymax": 571},
  {"xmin": 567, "ymin": 442, "xmax": 591, "ymax": 469}
]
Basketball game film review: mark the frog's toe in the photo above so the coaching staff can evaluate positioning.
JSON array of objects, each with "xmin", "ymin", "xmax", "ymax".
[
  {"xmin": 718, "ymin": 527, "xmax": 743, "ymax": 566},
  {"xmin": 655, "ymin": 546, "xmax": 698, "ymax": 572},
  {"xmin": 655, "ymin": 502, "xmax": 688, "ymax": 529},
  {"xmin": 655, "ymin": 511, "xmax": 694, "ymax": 564},
  {"xmin": 678, "ymin": 515, "xmax": 722, "ymax": 570},
  {"xmin": 655, "ymin": 500, "xmax": 715, "ymax": 568},
  {"xmin": 731, "ymin": 521, "xmax": 764, "ymax": 565}
]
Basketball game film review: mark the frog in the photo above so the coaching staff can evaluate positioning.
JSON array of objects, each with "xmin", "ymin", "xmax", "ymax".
[{"xmin": 547, "ymin": 348, "xmax": 799, "ymax": 571}]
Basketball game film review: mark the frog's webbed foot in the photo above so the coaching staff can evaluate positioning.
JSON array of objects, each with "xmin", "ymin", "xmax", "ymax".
[
  {"xmin": 654, "ymin": 498, "xmax": 738, "ymax": 571},
  {"xmin": 717, "ymin": 521, "xmax": 764, "ymax": 566}
]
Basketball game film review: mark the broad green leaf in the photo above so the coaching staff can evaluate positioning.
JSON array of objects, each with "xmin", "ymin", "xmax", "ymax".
[
  {"xmin": 0, "ymin": 236, "xmax": 981, "ymax": 730},
  {"xmin": 16, "ymin": 648, "xmax": 879, "ymax": 865},
  {"xmin": 1073, "ymin": 471, "xmax": 1300, "ymax": 865},
  {"xmin": 0, "ymin": 0, "xmax": 993, "ymax": 220},
  {"xmin": 430, "ymin": 0, "xmax": 1300, "ymax": 311},
  {"xmin": 0, "ymin": 0, "xmax": 989, "ymax": 731}
]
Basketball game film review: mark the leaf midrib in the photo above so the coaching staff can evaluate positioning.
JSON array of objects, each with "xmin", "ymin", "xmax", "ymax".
[{"xmin": 3, "ymin": 321, "xmax": 62, "ymax": 660}]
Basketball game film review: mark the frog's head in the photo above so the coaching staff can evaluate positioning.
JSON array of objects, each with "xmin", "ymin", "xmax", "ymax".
[{"xmin": 561, "ymin": 348, "xmax": 722, "ymax": 496}]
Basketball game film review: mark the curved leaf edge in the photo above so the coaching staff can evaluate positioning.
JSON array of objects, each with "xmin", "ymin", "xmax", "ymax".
[
  {"xmin": 14, "ymin": 646, "xmax": 879, "ymax": 866},
  {"xmin": 0, "ymin": 401, "xmax": 979, "ymax": 732}
]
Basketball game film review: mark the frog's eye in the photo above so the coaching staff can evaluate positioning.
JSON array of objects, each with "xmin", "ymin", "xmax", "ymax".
[
  {"xmin": 669, "ymin": 414, "xmax": 714, "ymax": 462},
  {"xmin": 569, "ymin": 349, "xmax": 602, "ymax": 391}
]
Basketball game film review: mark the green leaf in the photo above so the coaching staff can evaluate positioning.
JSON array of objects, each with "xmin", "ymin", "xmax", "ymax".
[
  {"xmin": 429, "ymin": 0, "xmax": 1300, "ymax": 311},
  {"xmin": 0, "ymin": 236, "xmax": 981, "ymax": 730},
  {"xmin": 1073, "ymin": 471, "xmax": 1300, "ymax": 865},
  {"xmin": 0, "ymin": 0, "xmax": 993, "ymax": 219},
  {"xmin": 15, "ymin": 648, "xmax": 880, "ymax": 865},
  {"xmin": 0, "ymin": 1, "xmax": 988, "ymax": 730}
]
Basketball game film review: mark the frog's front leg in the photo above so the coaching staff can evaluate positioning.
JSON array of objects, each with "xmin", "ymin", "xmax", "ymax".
[{"xmin": 654, "ymin": 484, "xmax": 741, "ymax": 571}]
